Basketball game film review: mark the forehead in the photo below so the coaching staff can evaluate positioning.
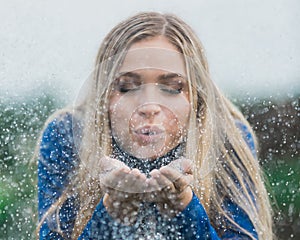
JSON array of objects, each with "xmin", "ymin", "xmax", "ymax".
[
  {"xmin": 119, "ymin": 37, "xmax": 187, "ymax": 77},
  {"xmin": 129, "ymin": 36, "xmax": 179, "ymax": 51}
]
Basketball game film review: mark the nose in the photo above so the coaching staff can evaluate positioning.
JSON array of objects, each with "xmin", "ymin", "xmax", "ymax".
[
  {"xmin": 136, "ymin": 84, "xmax": 162, "ymax": 118},
  {"xmin": 137, "ymin": 103, "xmax": 161, "ymax": 118}
]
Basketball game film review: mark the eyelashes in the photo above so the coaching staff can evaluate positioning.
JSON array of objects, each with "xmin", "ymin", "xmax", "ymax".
[
  {"xmin": 159, "ymin": 83, "xmax": 183, "ymax": 94},
  {"xmin": 113, "ymin": 77, "xmax": 140, "ymax": 93},
  {"xmin": 113, "ymin": 77, "xmax": 184, "ymax": 95},
  {"xmin": 160, "ymin": 87, "xmax": 183, "ymax": 94},
  {"xmin": 118, "ymin": 83, "xmax": 140, "ymax": 93}
]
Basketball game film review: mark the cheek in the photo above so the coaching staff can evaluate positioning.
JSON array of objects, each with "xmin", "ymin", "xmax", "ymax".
[
  {"xmin": 109, "ymin": 96, "xmax": 125, "ymax": 134},
  {"xmin": 164, "ymin": 104, "xmax": 190, "ymax": 138},
  {"xmin": 179, "ymin": 106, "xmax": 190, "ymax": 128},
  {"xmin": 168, "ymin": 99, "xmax": 190, "ymax": 130},
  {"xmin": 109, "ymin": 96, "xmax": 135, "ymax": 139},
  {"xmin": 108, "ymin": 94, "xmax": 120, "ymax": 114},
  {"xmin": 109, "ymin": 95, "xmax": 127, "ymax": 120}
]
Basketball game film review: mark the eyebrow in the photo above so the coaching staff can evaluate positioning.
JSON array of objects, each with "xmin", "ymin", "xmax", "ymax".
[
  {"xmin": 118, "ymin": 72, "xmax": 186, "ymax": 80},
  {"xmin": 158, "ymin": 73, "xmax": 186, "ymax": 82},
  {"xmin": 116, "ymin": 72, "xmax": 141, "ymax": 80}
]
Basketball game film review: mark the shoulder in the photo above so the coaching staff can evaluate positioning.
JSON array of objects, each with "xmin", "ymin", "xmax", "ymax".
[
  {"xmin": 40, "ymin": 112, "xmax": 73, "ymax": 148},
  {"xmin": 40, "ymin": 108, "xmax": 84, "ymax": 148},
  {"xmin": 42, "ymin": 110, "xmax": 73, "ymax": 135},
  {"xmin": 38, "ymin": 110, "xmax": 82, "ymax": 169}
]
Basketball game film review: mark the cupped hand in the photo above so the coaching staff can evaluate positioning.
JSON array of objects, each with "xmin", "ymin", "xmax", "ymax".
[
  {"xmin": 99, "ymin": 156, "xmax": 148, "ymax": 224},
  {"xmin": 98, "ymin": 157, "xmax": 194, "ymax": 222},
  {"xmin": 146, "ymin": 158, "xmax": 194, "ymax": 218}
]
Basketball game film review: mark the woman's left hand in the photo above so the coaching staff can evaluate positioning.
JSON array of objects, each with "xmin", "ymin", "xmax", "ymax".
[{"xmin": 145, "ymin": 158, "xmax": 194, "ymax": 218}]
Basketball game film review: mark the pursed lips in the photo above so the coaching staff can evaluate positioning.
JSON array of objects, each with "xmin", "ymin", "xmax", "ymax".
[
  {"xmin": 134, "ymin": 125, "xmax": 164, "ymax": 135},
  {"xmin": 132, "ymin": 125, "xmax": 165, "ymax": 144}
]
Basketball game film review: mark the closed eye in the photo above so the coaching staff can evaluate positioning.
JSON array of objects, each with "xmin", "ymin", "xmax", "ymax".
[
  {"xmin": 113, "ymin": 74, "xmax": 141, "ymax": 93},
  {"xmin": 160, "ymin": 84, "xmax": 183, "ymax": 94},
  {"xmin": 158, "ymin": 75, "xmax": 185, "ymax": 95}
]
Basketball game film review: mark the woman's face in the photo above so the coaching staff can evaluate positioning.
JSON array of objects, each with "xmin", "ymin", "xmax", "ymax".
[{"xmin": 109, "ymin": 36, "xmax": 190, "ymax": 159}]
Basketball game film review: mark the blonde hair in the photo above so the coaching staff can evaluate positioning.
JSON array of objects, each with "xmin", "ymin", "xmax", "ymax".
[{"xmin": 37, "ymin": 12, "xmax": 273, "ymax": 239}]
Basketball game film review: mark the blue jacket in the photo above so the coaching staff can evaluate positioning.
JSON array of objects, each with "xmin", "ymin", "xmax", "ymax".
[{"xmin": 38, "ymin": 113, "xmax": 258, "ymax": 239}]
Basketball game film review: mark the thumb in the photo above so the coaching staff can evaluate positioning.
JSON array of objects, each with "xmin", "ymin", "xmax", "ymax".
[
  {"xmin": 167, "ymin": 158, "xmax": 193, "ymax": 174},
  {"xmin": 99, "ymin": 156, "xmax": 129, "ymax": 174}
]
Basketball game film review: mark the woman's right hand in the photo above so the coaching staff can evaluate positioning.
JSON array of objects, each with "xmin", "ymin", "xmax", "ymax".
[{"xmin": 99, "ymin": 157, "xmax": 148, "ymax": 225}]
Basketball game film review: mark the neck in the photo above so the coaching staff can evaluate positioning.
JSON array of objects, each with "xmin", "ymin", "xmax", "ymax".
[{"xmin": 111, "ymin": 140, "xmax": 184, "ymax": 175}]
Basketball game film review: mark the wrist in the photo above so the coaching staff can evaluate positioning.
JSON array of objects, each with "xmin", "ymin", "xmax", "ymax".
[
  {"xmin": 103, "ymin": 193, "xmax": 139, "ymax": 225},
  {"xmin": 178, "ymin": 187, "xmax": 193, "ymax": 211},
  {"xmin": 157, "ymin": 187, "xmax": 193, "ymax": 218}
]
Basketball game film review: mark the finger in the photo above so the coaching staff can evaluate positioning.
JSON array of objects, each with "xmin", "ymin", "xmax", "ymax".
[
  {"xmin": 108, "ymin": 168, "xmax": 148, "ymax": 193},
  {"xmin": 99, "ymin": 156, "xmax": 130, "ymax": 174},
  {"xmin": 180, "ymin": 158, "xmax": 193, "ymax": 174},
  {"xmin": 160, "ymin": 167, "xmax": 193, "ymax": 192},
  {"xmin": 114, "ymin": 169, "xmax": 140, "ymax": 192},
  {"xmin": 159, "ymin": 165, "xmax": 183, "ymax": 182},
  {"xmin": 145, "ymin": 177, "xmax": 160, "ymax": 192},
  {"xmin": 172, "ymin": 175, "xmax": 193, "ymax": 192},
  {"xmin": 126, "ymin": 169, "xmax": 148, "ymax": 193},
  {"xmin": 149, "ymin": 169, "xmax": 175, "ymax": 192},
  {"xmin": 100, "ymin": 167, "xmax": 130, "ymax": 189},
  {"xmin": 130, "ymin": 168, "xmax": 147, "ymax": 182},
  {"xmin": 166, "ymin": 157, "xmax": 193, "ymax": 175}
]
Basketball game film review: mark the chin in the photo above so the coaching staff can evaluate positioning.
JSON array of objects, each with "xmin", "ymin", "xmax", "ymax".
[{"xmin": 130, "ymin": 144, "xmax": 173, "ymax": 160}]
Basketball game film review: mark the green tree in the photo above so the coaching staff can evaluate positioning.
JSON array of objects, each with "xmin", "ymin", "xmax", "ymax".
[{"xmin": 0, "ymin": 92, "xmax": 63, "ymax": 239}]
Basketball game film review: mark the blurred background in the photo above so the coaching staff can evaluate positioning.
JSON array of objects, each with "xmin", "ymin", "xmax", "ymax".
[{"xmin": 0, "ymin": 0, "xmax": 299, "ymax": 239}]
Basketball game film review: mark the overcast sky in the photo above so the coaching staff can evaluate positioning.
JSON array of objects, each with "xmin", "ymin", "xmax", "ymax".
[{"xmin": 1, "ymin": 0, "xmax": 299, "ymax": 102}]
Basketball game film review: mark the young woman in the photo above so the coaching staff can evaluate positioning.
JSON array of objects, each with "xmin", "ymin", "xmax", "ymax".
[{"xmin": 37, "ymin": 12, "xmax": 273, "ymax": 239}]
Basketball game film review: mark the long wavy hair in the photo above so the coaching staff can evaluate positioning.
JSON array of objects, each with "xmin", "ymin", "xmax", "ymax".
[{"xmin": 37, "ymin": 12, "xmax": 273, "ymax": 239}]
